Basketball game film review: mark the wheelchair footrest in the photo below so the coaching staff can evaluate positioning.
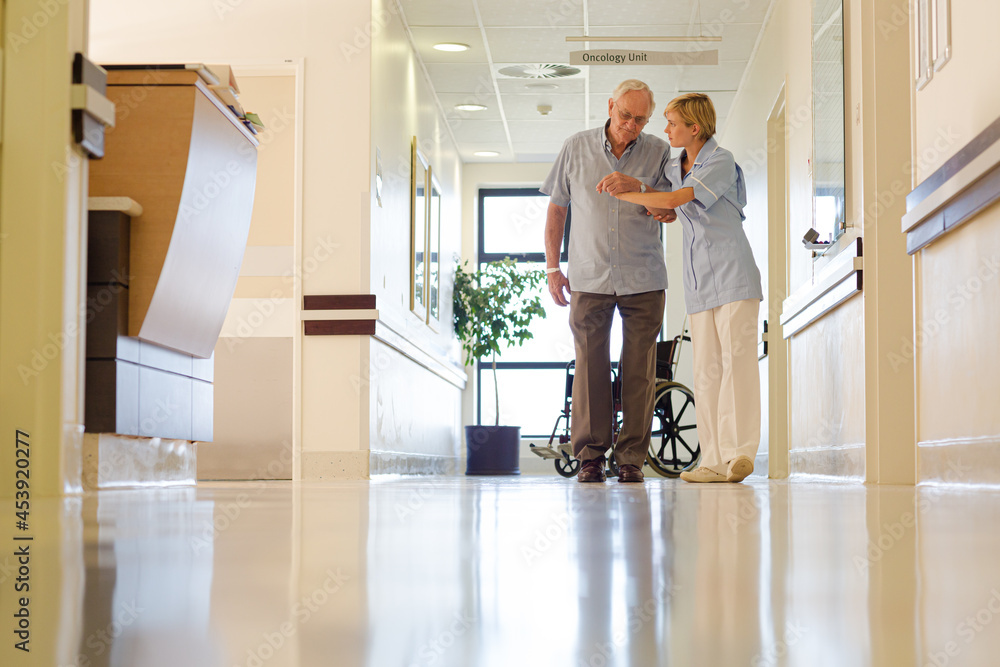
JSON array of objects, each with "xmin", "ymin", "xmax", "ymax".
[{"xmin": 529, "ymin": 444, "xmax": 563, "ymax": 460}]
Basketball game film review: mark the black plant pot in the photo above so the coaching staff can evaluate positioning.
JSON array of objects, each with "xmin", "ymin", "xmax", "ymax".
[{"xmin": 465, "ymin": 425, "xmax": 521, "ymax": 475}]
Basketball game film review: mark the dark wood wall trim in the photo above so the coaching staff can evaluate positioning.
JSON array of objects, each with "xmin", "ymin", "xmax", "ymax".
[
  {"xmin": 304, "ymin": 320, "xmax": 377, "ymax": 336},
  {"xmin": 905, "ymin": 114, "xmax": 1000, "ymax": 255},
  {"xmin": 303, "ymin": 294, "xmax": 376, "ymax": 310}
]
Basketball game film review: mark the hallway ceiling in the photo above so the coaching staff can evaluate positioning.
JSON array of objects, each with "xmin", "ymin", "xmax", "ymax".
[{"xmin": 399, "ymin": 0, "xmax": 775, "ymax": 163}]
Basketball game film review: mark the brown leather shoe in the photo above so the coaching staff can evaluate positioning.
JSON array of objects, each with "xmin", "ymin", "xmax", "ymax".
[
  {"xmin": 617, "ymin": 464, "xmax": 644, "ymax": 483},
  {"xmin": 577, "ymin": 458, "xmax": 607, "ymax": 483}
]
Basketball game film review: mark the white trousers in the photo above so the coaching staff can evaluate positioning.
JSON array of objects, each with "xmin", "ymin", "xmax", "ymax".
[{"xmin": 689, "ymin": 299, "xmax": 761, "ymax": 474}]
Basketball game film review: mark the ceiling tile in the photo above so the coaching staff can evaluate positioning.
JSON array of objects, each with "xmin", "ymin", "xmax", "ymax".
[
  {"xmin": 512, "ymin": 149, "xmax": 563, "ymax": 163},
  {"xmin": 424, "ymin": 63, "xmax": 496, "ymax": 93},
  {"xmin": 478, "ymin": 0, "xmax": 584, "ymax": 27},
  {"xmin": 587, "ymin": 68, "xmax": 682, "ymax": 98},
  {"xmin": 589, "ymin": 0, "xmax": 768, "ymax": 28},
  {"xmin": 486, "ymin": 27, "xmax": 579, "ymax": 64},
  {"xmin": 450, "ymin": 120, "xmax": 510, "ymax": 144},
  {"xmin": 677, "ymin": 61, "xmax": 747, "ymax": 90},
  {"xmin": 497, "ymin": 77, "xmax": 586, "ymax": 95},
  {"xmin": 507, "ymin": 120, "xmax": 587, "ymax": 144},
  {"xmin": 401, "ymin": 0, "xmax": 479, "ymax": 27}
]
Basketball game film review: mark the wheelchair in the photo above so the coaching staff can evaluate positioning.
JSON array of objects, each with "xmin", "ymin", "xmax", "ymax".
[{"xmin": 530, "ymin": 325, "xmax": 700, "ymax": 478}]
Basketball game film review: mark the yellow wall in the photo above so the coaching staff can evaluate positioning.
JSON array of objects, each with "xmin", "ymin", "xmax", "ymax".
[
  {"xmin": 367, "ymin": 0, "xmax": 466, "ymax": 467},
  {"xmin": 911, "ymin": 2, "xmax": 1000, "ymax": 483},
  {"xmin": 0, "ymin": 0, "xmax": 90, "ymax": 497},
  {"xmin": 912, "ymin": 3, "xmax": 1000, "ymax": 182},
  {"xmin": 721, "ymin": 0, "xmax": 865, "ymax": 477}
]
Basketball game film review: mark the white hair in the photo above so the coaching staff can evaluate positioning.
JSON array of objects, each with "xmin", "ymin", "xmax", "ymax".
[{"xmin": 612, "ymin": 79, "xmax": 655, "ymax": 115}]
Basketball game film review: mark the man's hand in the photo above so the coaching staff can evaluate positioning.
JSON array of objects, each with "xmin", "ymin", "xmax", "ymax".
[
  {"xmin": 647, "ymin": 207, "xmax": 676, "ymax": 223},
  {"xmin": 596, "ymin": 171, "xmax": 641, "ymax": 196},
  {"xmin": 548, "ymin": 271, "xmax": 572, "ymax": 307}
]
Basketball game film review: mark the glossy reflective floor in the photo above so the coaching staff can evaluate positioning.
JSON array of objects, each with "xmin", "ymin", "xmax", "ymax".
[{"xmin": 6, "ymin": 475, "xmax": 1000, "ymax": 666}]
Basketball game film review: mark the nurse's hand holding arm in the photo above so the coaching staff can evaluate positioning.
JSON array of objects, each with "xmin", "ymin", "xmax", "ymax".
[{"xmin": 615, "ymin": 187, "xmax": 695, "ymax": 224}]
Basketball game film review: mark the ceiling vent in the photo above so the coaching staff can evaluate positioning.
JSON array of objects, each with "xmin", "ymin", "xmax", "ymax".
[{"xmin": 496, "ymin": 64, "xmax": 582, "ymax": 79}]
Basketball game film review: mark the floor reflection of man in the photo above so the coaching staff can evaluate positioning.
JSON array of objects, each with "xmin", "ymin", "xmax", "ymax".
[{"xmin": 572, "ymin": 485, "xmax": 665, "ymax": 665}]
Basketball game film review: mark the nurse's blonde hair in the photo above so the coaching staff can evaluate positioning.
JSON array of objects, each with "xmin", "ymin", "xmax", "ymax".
[{"xmin": 666, "ymin": 93, "xmax": 716, "ymax": 141}]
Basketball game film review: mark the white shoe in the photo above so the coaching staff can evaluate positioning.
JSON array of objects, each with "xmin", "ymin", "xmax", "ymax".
[
  {"xmin": 727, "ymin": 456, "xmax": 754, "ymax": 483},
  {"xmin": 680, "ymin": 466, "xmax": 727, "ymax": 483}
]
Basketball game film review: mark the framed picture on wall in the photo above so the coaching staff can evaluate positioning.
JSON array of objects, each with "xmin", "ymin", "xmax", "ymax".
[
  {"xmin": 410, "ymin": 137, "xmax": 429, "ymax": 319},
  {"xmin": 426, "ymin": 170, "xmax": 442, "ymax": 328}
]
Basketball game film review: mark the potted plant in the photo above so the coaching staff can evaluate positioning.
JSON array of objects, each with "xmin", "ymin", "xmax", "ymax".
[{"xmin": 453, "ymin": 257, "xmax": 547, "ymax": 474}]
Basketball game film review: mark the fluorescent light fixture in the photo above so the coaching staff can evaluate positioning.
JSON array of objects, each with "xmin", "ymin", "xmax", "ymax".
[
  {"xmin": 474, "ymin": 151, "xmax": 500, "ymax": 157},
  {"xmin": 433, "ymin": 42, "xmax": 470, "ymax": 52},
  {"xmin": 455, "ymin": 103, "xmax": 487, "ymax": 111},
  {"xmin": 566, "ymin": 35, "xmax": 722, "ymax": 43}
]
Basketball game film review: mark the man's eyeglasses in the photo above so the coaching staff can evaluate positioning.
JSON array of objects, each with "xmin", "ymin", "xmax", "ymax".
[{"xmin": 614, "ymin": 104, "xmax": 650, "ymax": 127}]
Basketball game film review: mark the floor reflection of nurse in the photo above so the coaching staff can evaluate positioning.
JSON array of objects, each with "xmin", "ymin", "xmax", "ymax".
[{"xmin": 690, "ymin": 486, "xmax": 762, "ymax": 664}]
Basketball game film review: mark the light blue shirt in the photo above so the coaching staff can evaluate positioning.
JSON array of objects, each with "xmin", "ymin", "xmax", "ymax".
[
  {"xmin": 668, "ymin": 137, "xmax": 763, "ymax": 313},
  {"xmin": 541, "ymin": 122, "xmax": 672, "ymax": 295}
]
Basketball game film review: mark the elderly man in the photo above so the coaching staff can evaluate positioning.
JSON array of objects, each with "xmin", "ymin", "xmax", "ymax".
[{"xmin": 541, "ymin": 79, "xmax": 672, "ymax": 484}]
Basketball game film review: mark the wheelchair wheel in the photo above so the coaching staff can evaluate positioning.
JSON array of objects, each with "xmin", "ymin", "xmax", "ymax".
[
  {"xmin": 647, "ymin": 381, "xmax": 700, "ymax": 477},
  {"xmin": 555, "ymin": 457, "xmax": 580, "ymax": 478}
]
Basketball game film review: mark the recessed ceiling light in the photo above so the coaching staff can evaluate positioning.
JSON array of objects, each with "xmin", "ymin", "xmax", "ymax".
[
  {"xmin": 433, "ymin": 43, "xmax": 470, "ymax": 52},
  {"xmin": 455, "ymin": 103, "xmax": 487, "ymax": 111},
  {"xmin": 474, "ymin": 151, "xmax": 500, "ymax": 157}
]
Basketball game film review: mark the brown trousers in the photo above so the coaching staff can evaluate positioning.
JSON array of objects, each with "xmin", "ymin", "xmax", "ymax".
[{"xmin": 569, "ymin": 290, "xmax": 665, "ymax": 467}]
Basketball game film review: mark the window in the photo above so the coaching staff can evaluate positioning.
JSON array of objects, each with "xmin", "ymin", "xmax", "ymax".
[{"xmin": 475, "ymin": 189, "xmax": 640, "ymax": 437}]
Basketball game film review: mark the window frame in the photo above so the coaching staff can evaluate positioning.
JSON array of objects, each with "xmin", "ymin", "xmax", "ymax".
[{"xmin": 475, "ymin": 188, "xmax": 570, "ymax": 436}]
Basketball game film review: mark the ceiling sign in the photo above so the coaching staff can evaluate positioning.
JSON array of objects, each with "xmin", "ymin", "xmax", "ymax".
[{"xmin": 569, "ymin": 50, "xmax": 719, "ymax": 66}]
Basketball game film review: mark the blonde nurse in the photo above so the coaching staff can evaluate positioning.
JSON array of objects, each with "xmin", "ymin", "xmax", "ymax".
[{"xmin": 613, "ymin": 93, "xmax": 762, "ymax": 483}]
